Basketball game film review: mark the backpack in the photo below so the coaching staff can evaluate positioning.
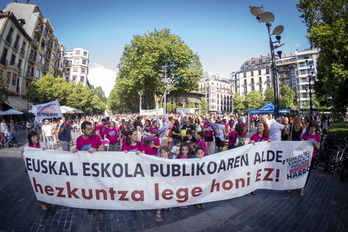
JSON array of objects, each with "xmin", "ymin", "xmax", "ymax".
[{"xmin": 234, "ymin": 135, "xmax": 245, "ymax": 147}]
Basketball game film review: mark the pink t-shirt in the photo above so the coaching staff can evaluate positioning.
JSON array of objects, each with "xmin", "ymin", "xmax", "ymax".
[
  {"xmin": 204, "ymin": 125, "xmax": 214, "ymax": 137},
  {"xmin": 151, "ymin": 137, "xmax": 160, "ymax": 154},
  {"xmin": 29, "ymin": 142, "xmax": 41, "ymax": 148},
  {"xmin": 76, "ymin": 134, "xmax": 102, "ymax": 151},
  {"xmin": 195, "ymin": 140, "xmax": 207, "ymax": 156},
  {"xmin": 105, "ymin": 128, "xmax": 118, "ymax": 144},
  {"xmin": 121, "ymin": 141, "xmax": 145, "ymax": 152},
  {"xmin": 228, "ymin": 131, "xmax": 237, "ymax": 147},
  {"xmin": 250, "ymin": 133, "xmax": 269, "ymax": 143},
  {"xmin": 144, "ymin": 144, "xmax": 154, "ymax": 155},
  {"xmin": 301, "ymin": 132, "xmax": 321, "ymax": 158}
]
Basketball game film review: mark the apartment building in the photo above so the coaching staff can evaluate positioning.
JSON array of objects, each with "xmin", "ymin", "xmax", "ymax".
[
  {"xmin": 0, "ymin": 2, "xmax": 92, "ymax": 111},
  {"xmin": 63, "ymin": 48, "xmax": 92, "ymax": 89},
  {"xmin": 235, "ymin": 48, "xmax": 319, "ymax": 112},
  {"xmin": 199, "ymin": 72, "xmax": 234, "ymax": 113}
]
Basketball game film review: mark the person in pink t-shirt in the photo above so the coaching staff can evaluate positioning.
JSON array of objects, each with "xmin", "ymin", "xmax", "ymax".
[
  {"xmin": 72, "ymin": 121, "xmax": 104, "ymax": 153},
  {"xmin": 194, "ymin": 132, "xmax": 207, "ymax": 156},
  {"xmin": 144, "ymin": 136, "xmax": 156, "ymax": 155},
  {"xmin": 104, "ymin": 121, "xmax": 119, "ymax": 151},
  {"xmin": 121, "ymin": 128, "xmax": 145, "ymax": 155}
]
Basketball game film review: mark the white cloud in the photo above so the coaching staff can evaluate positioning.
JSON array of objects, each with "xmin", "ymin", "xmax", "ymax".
[{"xmin": 88, "ymin": 63, "xmax": 117, "ymax": 97}]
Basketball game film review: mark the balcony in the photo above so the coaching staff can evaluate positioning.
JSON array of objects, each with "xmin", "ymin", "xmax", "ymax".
[
  {"xmin": 6, "ymin": 35, "xmax": 13, "ymax": 45},
  {"xmin": 20, "ymin": 48, "xmax": 26, "ymax": 56},
  {"xmin": 28, "ymin": 54, "xmax": 36, "ymax": 63},
  {"xmin": 31, "ymin": 40, "xmax": 39, "ymax": 48},
  {"xmin": 13, "ymin": 42, "xmax": 20, "ymax": 51},
  {"xmin": 35, "ymin": 26, "xmax": 43, "ymax": 35},
  {"xmin": 44, "ymin": 52, "xmax": 51, "ymax": 61},
  {"xmin": 25, "ymin": 71, "xmax": 34, "ymax": 80},
  {"xmin": 0, "ymin": 58, "xmax": 8, "ymax": 66}
]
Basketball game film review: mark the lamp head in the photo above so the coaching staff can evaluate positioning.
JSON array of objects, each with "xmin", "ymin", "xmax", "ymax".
[{"xmin": 277, "ymin": 51, "xmax": 282, "ymax": 59}]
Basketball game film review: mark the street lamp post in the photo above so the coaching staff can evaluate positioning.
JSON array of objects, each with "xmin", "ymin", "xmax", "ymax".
[
  {"xmin": 138, "ymin": 90, "xmax": 143, "ymax": 114},
  {"xmin": 249, "ymin": 6, "xmax": 284, "ymax": 118},
  {"xmin": 305, "ymin": 60, "xmax": 314, "ymax": 116},
  {"xmin": 159, "ymin": 65, "xmax": 173, "ymax": 114}
]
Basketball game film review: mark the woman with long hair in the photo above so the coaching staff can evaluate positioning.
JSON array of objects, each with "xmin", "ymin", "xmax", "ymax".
[{"xmin": 290, "ymin": 116, "xmax": 303, "ymax": 141}]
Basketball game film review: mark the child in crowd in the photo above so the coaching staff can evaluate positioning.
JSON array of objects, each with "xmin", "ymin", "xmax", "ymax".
[
  {"xmin": 194, "ymin": 131, "xmax": 207, "ymax": 156},
  {"xmin": 155, "ymin": 146, "xmax": 171, "ymax": 218},
  {"xmin": 194, "ymin": 146, "xmax": 206, "ymax": 209},
  {"xmin": 144, "ymin": 136, "xmax": 156, "ymax": 155},
  {"xmin": 176, "ymin": 143, "xmax": 192, "ymax": 209},
  {"xmin": 151, "ymin": 130, "xmax": 160, "ymax": 156},
  {"xmin": 170, "ymin": 139, "xmax": 181, "ymax": 159}
]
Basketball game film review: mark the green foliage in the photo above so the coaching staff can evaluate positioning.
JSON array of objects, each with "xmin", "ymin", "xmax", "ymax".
[
  {"xmin": 0, "ymin": 71, "xmax": 10, "ymax": 104},
  {"xmin": 245, "ymin": 91, "xmax": 263, "ymax": 109},
  {"xmin": 26, "ymin": 74, "xmax": 72, "ymax": 105},
  {"xmin": 199, "ymin": 97, "xmax": 209, "ymax": 114},
  {"xmin": 92, "ymin": 87, "xmax": 107, "ymax": 104},
  {"xmin": 279, "ymin": 85, "xmax": 296, "ymax": 109},
  {"xmin": 26, "ymin": 74, "xmax": 106, "ymax": 115},
  {"xmin": 264, "ymin": 87, "xmax": 274, "ymax": 104},
  {"xmin": 233, "ymin": 93, "xmax": 245, "ymax": 111},
  {"xmin": 297, "ymin": 0, "xmax": 348, "ymax": 114},
  {"xmin": 112, "ymin": 28, "xmax": 203, "ymax": 112}
]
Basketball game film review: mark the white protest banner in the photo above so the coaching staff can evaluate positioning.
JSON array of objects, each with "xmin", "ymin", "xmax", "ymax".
[
  {"xmin": 23, "ymin": 141, "xmax": 314, "ymax": 210},
  {"xmin": 32, "ymin": 100, "xmax": 62, "ymax": 120}
]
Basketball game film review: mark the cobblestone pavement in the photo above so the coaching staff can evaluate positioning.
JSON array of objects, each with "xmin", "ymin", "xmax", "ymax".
[{"xmin": 0, "ymin": 130, "xmax": 347, "ymax": 232}]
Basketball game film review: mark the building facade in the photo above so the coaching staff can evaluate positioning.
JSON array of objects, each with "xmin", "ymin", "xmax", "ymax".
[
  {"xmin": 0, "ymin": 2, "xmax": 92, "ymax": 111},
  {"xmin": 199, "ymin": 72, "xmax": 234, "ymax": 113},
  {"xmin": 235, "ymin": 48, "xmax": 319, "ymax": 112},
  {"xmin": 63, "ymin": 48, "xmax": 92, "ymax": 88}
]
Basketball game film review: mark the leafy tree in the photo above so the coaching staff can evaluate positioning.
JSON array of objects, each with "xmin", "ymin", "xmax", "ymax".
[
  {"xmin": 26, "ymin": 74, "xmax": 72, "ymax": 105},
  {"xmin": 245, "ymin": 91, "xmax": 263, "ymax": 109},
  {"xmin": 264, "ymin": 87, "xmax": 274, "ymax": 104},
  {"xmin": 92, "ymin": 86, "xmax": 107, "ymax": 104},
  {"xmin": 199, "ymin": 97, "xmax": 208, "ymax": 114},
  {"xmin": 113, "ymin": 28, "xmax": 202, "ymax": 112},
  {"xmin": 0, "ymin": 71, "xmax": 10, "ymax": 104},
  {"xmin": 297, "ymin": 0, "xmax": 348, "ymax": 114},
  {"xmin": 233, "ymin": 93, "xmax": 245, "ymax": 111},
  {"xmin": 279, "ymin": 85, "xmax": 296, "ymax": 109},
  {"xmin": 67, "ymin": 83, "xmax": 92, "ymax": 114}
]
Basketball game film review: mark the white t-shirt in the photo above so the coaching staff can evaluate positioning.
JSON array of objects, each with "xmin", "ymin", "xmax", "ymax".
[
  {"xmin": 171, "ymin": 146, "xmax": 180, "ymax": 159},
  {"xmin": 42, "ymin": 124, "xmax": 52, "ymax": 136},
  {"xmin": 270, "ymin": 122, "xmax": 284, "ymax": 141}
]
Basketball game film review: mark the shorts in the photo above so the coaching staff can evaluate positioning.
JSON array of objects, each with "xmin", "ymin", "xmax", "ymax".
[
  {"xmin": 204, "ymin": 136, "xmax": 214, "ymax": 142},
  {"xmin": 215, "ymin": 137, "xmax": 225, "ymax": 147}
]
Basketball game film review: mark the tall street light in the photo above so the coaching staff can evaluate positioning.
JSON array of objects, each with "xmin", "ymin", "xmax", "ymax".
[
  {"xmin": 249, "ymin": 6, "xmax": 284, "ymax": 118},
  {"xmin": 159, "ymin": 64, "xmax": 173, "ymax": 114},
  {"xmin": 305, "ymin": 60, "xmax": 314, "ymax": 116},
  {"xmin": 138, "ymin": 90, "xmax": 143, "ymax": 114}
]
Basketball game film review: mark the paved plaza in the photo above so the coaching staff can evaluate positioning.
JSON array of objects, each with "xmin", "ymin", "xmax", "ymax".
[{"xmin": 0, "ymin": 130, "xmax": 347, "ymax": 232}]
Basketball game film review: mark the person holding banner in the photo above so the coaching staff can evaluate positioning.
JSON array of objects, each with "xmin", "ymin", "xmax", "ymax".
[
  {"xmin": 299, "ymin": 121, "xmax": 321, "ymax": 197},
  {"xmin": 72, "ymin": 121, "xmax": 104, "ymax": 153},
  {"xmin": 59, "ymin": 117, "xmax": 72, "ymax": 151},
  {"xmin": 249, "ymin": 121, "xmax": 270, "ymax": 195},
  {"xmin": 21, "ymin": 131, "xmax": 53, "ymax": 211},
  {"xmin": 121, "ymin": 128, "xmax": 145, "ymax": 155}
]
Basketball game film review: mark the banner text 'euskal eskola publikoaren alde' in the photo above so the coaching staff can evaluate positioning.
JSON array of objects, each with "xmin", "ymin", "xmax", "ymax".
[{"xmin": 23, "ymin": 141, "xmax": 313, "ymax": 210}]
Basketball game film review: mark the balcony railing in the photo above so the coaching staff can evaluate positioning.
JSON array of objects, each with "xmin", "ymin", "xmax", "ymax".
[
  {"xmin": 6, "ymin": 35, "xmax": 13, "ymax": 45},
  {"xmin": 20, "ymin": 48, "xmax": 26, "ymax": 56},
  {"xmin": 13, "ymin": 42, "xmax": 20, "ymax": 51}
]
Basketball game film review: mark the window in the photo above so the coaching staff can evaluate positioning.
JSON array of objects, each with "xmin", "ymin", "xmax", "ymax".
[
  {"xmin": 243, "ymin": 72, "xmax": 246, "ymax": 78},
  {"xmin": 38, "ymin": 54, "xmax": 42, "ymax": 63},
  {"xmin": 75, "ymin": 50, "xmax": 81, "ymax": 55},
  {"xmin": 80, "ymin": 76, "xmax": 85, "ymax": 82},
  {"xmin": 252, "ymin": 60, "xmax": 255, "ymax": 65},
  {"xmin": 74, "ymin": 58, "xmax": 79, "ymax": 64},
  {"xmin": 12, "ymin": 73, "xmax": 17, "ymax": 86},
  {"xmin": 244, "ymin": 79, "xmax": 247, "ymax": 85},
  {"xmin": 6, "ymin": 72, "xmax": 11, "ymax": 85},
  {"xmin": 251, "ymin": 71, "xmax": 254, "ymax": 76},
  {"xmin": 251, "ymin": 78, "xmax": 254, "ymax": 84},
  {"xmin": 25, "ymin": 80, "xmax": 29, "ymax": 89},
  {"xmin": 81, "ymin": 68, "xmax": 86, "ymax": 73},
  {"xmin": 36, "ymin": 69, "xmax": 41, "ymax": 78},
  {"xmin": 73, "ymin": 67, "xmax": 78, "ymax": 72},
  {"xmin": 266, "ymin": 68, "xmax": 270, "ymax": 74},
  {"xmin": 259, "ymin": 85, "xmax": 262, "ymax": 91},
  {"xmin": 266, "ymin": 76, "xmax": 270, "ymax": 81},
  {"xmin": 66, "ymin": 77, "xmax": 69, "ymax": 81},
  {"xmin": 267, "ymin": 84, "xmax": 271, "ymax": 89},
  {"xmin": 258, "ymin": 70, "xmax": 261, "ymax": 75},
  {"xmin": 10, "ymin": 54, "xmax": 16, "ymax": 65},
  {"xmin": 259, "ymin": 77, "xmax": 262, "ymax": 82},
  {"xmin": 73, "ymin": 75, "xmax": 77, "ymax": 81},
  {"xmin": 244, "ymin": 86, "xmax": 247, "ymax": 92},
  {"xmin": 251, "ymin": 85, "xmax": 255, "ymax": 91},
  {"xmin": 82, "ymin": 59, "xmax": 87, "ymax": 65},
  {"xmin": 259, "ymin": 59, "xmax": 263, "ymax": 63},
  {"xmin": 83, "ymin": 51, "xmax": 88, "ymax": 56}
]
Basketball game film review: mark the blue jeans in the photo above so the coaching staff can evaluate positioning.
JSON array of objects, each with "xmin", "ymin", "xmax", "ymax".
[{"xmin": 46, "ymin": 136, "xmax": 53, "ymax": 149}]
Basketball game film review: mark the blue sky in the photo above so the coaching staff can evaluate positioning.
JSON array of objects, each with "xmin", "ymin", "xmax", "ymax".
[{"xmin": 2, "ymin": 0, "xmax": 310, "ymax": 96}]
